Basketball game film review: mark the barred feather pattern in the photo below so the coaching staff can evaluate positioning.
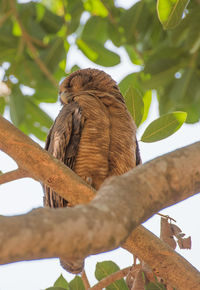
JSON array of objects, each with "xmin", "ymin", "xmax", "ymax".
[{"xmin": 44, "ymin": 68, "xmax": 141, "ymax": 207}]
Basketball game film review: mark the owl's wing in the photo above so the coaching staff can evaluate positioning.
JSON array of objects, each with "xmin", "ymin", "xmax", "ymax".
[
  {"xmin": 44, "ymin": 102, "xmax": 83, "ymax": 208},
  {"xmin": 135, "ymin": 139, "xmax": 142, "ymax": 165}
]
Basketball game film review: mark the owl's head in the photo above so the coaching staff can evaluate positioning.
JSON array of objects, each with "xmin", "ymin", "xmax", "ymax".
[{"xmin": 59, "ymin": 68, "xmax": 124, "ymax": 104}]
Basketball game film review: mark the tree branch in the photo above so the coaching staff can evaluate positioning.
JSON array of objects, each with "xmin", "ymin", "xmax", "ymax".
[
  {"xmin": 0, "ymin": 115, "xmax": 200, "ymax": 289},
  {"xmin": 0, "ymin": 168, "xmax": 28, "ymax": 185},
  {"xmin": 82, "ymin": 270, "xmax": 90, "ymax": 289},
  {"xmin": 89, "ymin": 266, "xmax": 131, "ymax": 290},
  {"xmin": 0, "ymin": 115, "xmax": 95, "ymax": 205},
  {"xmin": 0, "ymin": 9, "xmax": 12, "ymax": 27}
]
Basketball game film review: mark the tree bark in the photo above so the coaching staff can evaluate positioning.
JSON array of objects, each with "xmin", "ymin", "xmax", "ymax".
[
  {"xmin": 0, "ymin": 115, "xmax": 200, "ymax": 289},
  {"xmin": 0, "ymin": 116, "xmax": 95, "ymax": 205}
]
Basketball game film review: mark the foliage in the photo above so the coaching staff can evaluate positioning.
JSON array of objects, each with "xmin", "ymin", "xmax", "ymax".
[
  {"xmin": 95, "ymin": 261, "xmax": 128, "ymax": 289},
  {"xmin": 0, "ymin": 0, "xmax": 199, "ymax": 142},
  {"xmin": 141, "ymin": 111, "xmax": 187, "ymax": 142}
]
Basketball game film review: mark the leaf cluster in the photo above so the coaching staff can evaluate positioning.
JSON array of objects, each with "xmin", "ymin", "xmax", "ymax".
[
  {"xmin": 46, "ymin": 261, "xmax": 166, "ymax": 290},
  {"xmin": 0, "ymin": 0, "xmax": 199, "ymax": 141}
]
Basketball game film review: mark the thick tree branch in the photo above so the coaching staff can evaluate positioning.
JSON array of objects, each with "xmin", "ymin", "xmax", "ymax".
[
  {"xmin": 0, "ymin": 115, "xmax": 200, "ymax": 289},
  {"xmin": 0, "ymin": 168, "xmax": 28, "ymax": 185},
  {"xmin": 124, "ymin": 226, "xmax": 200, "ymax": 290},
  {"xmin": 0, "ymin": 115, "xmax": 95, "ymax": 205}
]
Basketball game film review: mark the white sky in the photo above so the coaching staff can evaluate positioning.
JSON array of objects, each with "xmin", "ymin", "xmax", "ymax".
[{"xmin": 0, "ymin": 1, "xmax": 200, "ymax": 289}]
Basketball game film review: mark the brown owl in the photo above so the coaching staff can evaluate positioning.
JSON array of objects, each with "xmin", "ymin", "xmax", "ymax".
[{"xmin": 43, "ymin": 68, "xmax": 141, "ymax": 271}]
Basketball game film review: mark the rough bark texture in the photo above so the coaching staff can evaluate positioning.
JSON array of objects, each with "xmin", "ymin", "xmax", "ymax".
[
  {"xmin": 0, "ymin": 115, "xmax": 200, "ymax": 289},
  {"xmin": 124, "ymin": 226, "xmax": 200, "ymax": 290},
  {"xmin": 0, "ymin": 115, "xmax": 95, "ymax": 205}
]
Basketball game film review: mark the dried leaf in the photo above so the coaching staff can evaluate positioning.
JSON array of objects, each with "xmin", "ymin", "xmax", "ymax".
[
  {"xmin": 160, "ymin": 217, "xmax": 176, "ymax": 249},
  {"xmin": 131, "ymin": 269, "xmax": 145, "ymax": 290},
  {"xmin": 126, "ymin": 265, "xmax": 141, "ymax": 289},
  {"xmin": 178, "ymin": 236, "xmax": 192, "ymax": 249},
  {"xmin": 171, "ymin": 223, "xmax": 186, "ymax": 239},
  {"xmin": 170, "ymin": 224, "xmax": 182, "ymax": 236}
]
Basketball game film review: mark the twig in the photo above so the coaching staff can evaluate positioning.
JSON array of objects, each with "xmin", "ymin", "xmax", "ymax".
[
  {"xmin": 0, "ymin": 9, "xmax": 12, "ymax": 27},
  {"xmin": 28, "ymin": 35, "xmax": 48, "ymax": 48},
  {"xmin": 81, "ymin": 270, "xmax": 90, "ymax": 289},
  {"xmin": 89, "ymin": 266, "xmax": 131, "ymax": 290},
  {"xmin": 100, "ymin": 0, "xmax": 116, "ymax": 26},
  {"xmin": 9, "ymin": 0, "xmax": 58, "ymax": 87},
  {"xmin": 157, "ymin": 213, "xmax": 176, "ymax": 223},
  {"xmin": 0, "ymin": 168, "xmax": 29, "ymax": 185}
]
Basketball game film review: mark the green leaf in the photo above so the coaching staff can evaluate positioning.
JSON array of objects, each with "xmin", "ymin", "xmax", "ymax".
[
  {"xmin": 124, "ymin": 87, "xmax": 144, "ymax": 127},
  {"xmin": 54, "ymin": 274, "xmax": 70, "ymax": 289},
  {"xmin": 21, "ymin": 99, "xmax": 53, "ymax": 140},
  {"xmin": 13, "ymin": 58, "xmax": 46, "ymax": 88},
  {"xmin": 0, "ymin": 97, "xmax": 6, "ymax": 115},
  {"xmin": 183, "ymin": 104, "xmax": 200, "ymax": 124},
  {"xmin": 107, "ymin": 20, "xmax": 123, "ymax": 47},
  {"xmin": 36, "ymin": 3, "xmax": 46, "ymax": 21},
  {"xmin": 95, "ymin": 261, "xmax": 128, "ymax": 290},
  {"xmin": 40, "ymin": 37, "xmax": 65, "ymax": 72},
  {"xmin": 142, "ymin": 64, "xmax": 180, "ymax": 90},
  {"xmin": 120, "ymin": 1, "xmax": 145, "ymax": 44},
  {"xmin": 69, "ymin": 276, "xmax": 85, "ymax": 290},
  {"xmin": 26, "ymin": 19, "xmax": 46, "ymax": 41},
  {"xmin": 39, "ymin": 6, "xmax": 63, "ymax": 34},
  {"xmin": 141, "ymin": 90, "xmax": 152, "ymax": 124},
  {"xmin": 77, "ymin": 39, "xmax": 120, "ymax": 66},
  {"xmin": 161, "ymin": 68, "xmax": 200, "ymax": 123},
  {"xmin": 157, "ymin": 0, "xmax": 190, "ymax": 30},
  {"xmin": 84, "ymin": 0, "xmax": 108, "ymax": 17},
  {"xmin": 76, "ymin": 38, "xmax": 98, "ymax": 62},
  {"xmin": 145, "ymin": 281, "xmax": 167, "ymax": 290},
  {"xmin": 82, "ymin": 16, "xmax": 108, "ymax": 44},
  {"xmin": 66, "ymin": 0, "xmax": 84, "ymax": 33},
  {"xmin": 168, "ymin": 68, "xmax": 198, "ymax": 102},
  {"xmin": 119, "ymin": 73, "xmax": 143, "ymax": 96},
  {"xmin": 9, "ymin": 86, "xmax": 25, "ymax": 126},
  {"xmin": 141, "ymin": 111, "xmax": 187, "ymax": 143},
  {"xmin": 12, "ymin": 21, "xmax": 22, "ymax": 37},
  {"xmin": 34, "ymin": 81, "xmax": 57, "ymax": 103},
  {"xmin": 0, "ymin": 21, "xmax": 18, "ymax": 62},
  {"xmin": 125, "ymin": 45, "xmax": 143, "ymax": 65}
]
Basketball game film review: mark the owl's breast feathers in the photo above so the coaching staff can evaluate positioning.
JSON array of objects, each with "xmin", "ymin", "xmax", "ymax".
[{"xmin": 44, "ymin": 69, "xmax": 141, "ymax": 208}]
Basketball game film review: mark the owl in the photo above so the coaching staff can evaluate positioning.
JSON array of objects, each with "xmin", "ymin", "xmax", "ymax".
[
  {"xmin": 44, "ymin": 68, "xmax": 141, "ymax": 208},
  {"xmin": 43, "ymin": 68, "xmax": 141, "ymax": 272}
]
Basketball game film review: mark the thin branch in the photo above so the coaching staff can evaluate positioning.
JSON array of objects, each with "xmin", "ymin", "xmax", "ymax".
[
  {"xmin": 28, "ymin": 35, "xmax": 48, "ymax": 48},
  {"xmin": 0, "ymin": 168, "xmax": 29, "ymax": 185},
  {"xmin": 0, "ymin": 115, "xmax": 200, "ymax": 289},
  {"xmin": 0, "ymin": 9, "xmax": 12, "ymax": 27},
  {"xmin": 90, "ymin": 266, "xmax": 131, "ymax": 290},
  {"xmin": 81, "ymin": 270, "xmax": 90, "ymax": 289},
  {"xmin": 9, "ymin": 0, "xmax": 57, "ymax": 87},
  {"xmin": 157, "ymin": 213, "xmax": 176, "ymax": 223}
]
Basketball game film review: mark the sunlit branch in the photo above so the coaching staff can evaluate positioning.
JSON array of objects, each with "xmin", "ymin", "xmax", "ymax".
[{"xmin": 0, "ymin": 168, "xmax": 29, "ymax": 185}]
